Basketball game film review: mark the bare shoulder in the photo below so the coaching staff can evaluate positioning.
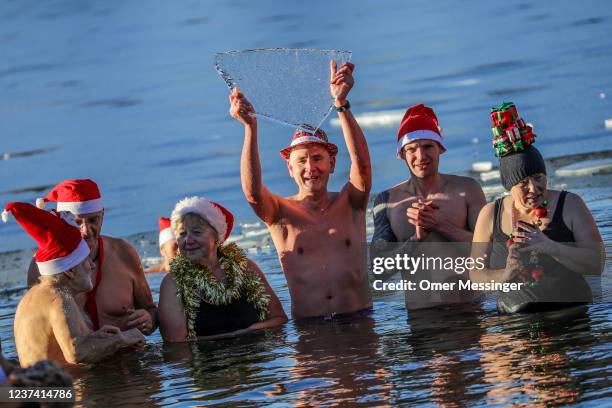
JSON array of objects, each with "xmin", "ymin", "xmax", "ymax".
[
  {"xmin": 559, "ymin": 190, "xmax": 590, "ymax": 218},
  {"xmin": 103, "ymin": 235, "xmax": 134, "ymax": 253},
  {"xmin": 382, "ymin": 180, "xmax": 411, "ymax": 202},
  {"xmin": 160, "ymin": 273, "xmax": 177, "ymax": 292},
  {"xmin": 478, "ymin": 201, "xmax": 496, "ymax": 219},
  {"xmin": 441, "ymin": 174, "xmax": 482, "ymax": 191},
  {"xmin": 246, "ymin": 258, "xmax": 265, "ymax": 277},
  {"xmin": 563, "ymin": 190, "xmax": 585, "ymax": 207},
  {"xmin": 103, "ymin": 236, "xmax": 141, "ymax": 263},
  {"xmin": 386, "ymin": 179, "xmax": 410, "ymax": 194}
]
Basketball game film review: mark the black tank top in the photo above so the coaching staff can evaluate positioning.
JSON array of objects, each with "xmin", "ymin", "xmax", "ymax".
[
  {"xmin": 489, "ymin": 191, "xmax": 592, "ymax": 313},
  {"xmin": 194, "ymin": 289, "xmax": 262, "ymax": 336}
]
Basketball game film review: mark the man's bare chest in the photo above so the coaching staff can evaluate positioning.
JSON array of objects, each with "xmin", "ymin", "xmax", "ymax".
[
  {"xmin": 94, "ymin": 261, "xmax": 135, "ymax": 314},
  {"xmin": 387, "ymin": 192, "xmax": 468, "ymax": 239}
]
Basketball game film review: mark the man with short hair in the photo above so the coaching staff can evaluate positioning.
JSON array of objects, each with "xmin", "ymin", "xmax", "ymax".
[
  {"xmin": 4, "ymin": 202, "xmax": 144, "ymax": 366},
  {"xmin": 372, "ymin": 104, "xmax": 486, "ymax": 308},
  {"xmin": 230, "ymin": 61, "xmax": 372, "ymax": 319},
  {"xmin": 27, "ymin": 179, "xmax": 157, "ymax": 334}
]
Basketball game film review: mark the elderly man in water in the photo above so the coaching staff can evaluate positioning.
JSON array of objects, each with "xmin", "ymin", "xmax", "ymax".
[
  {"xmin": 27, "ymin": 179, "xmax": 157, "ymax": 335},
  {"xmin": 229, "ymin": 60, "xmax": 372, "ymax": 319},
  {"xmin": 3, "ymin": 202, "xmax": 145, "ymax": 366}
]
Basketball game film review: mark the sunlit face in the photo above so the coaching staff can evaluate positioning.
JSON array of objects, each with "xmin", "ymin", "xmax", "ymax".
[
  {"xmin": 287, "ymin": 144, "xmax": 335, "ymax": 193},
  {"xmin": 401, "ymin": 140, "xmax": 442, "ymax": 179},
  {"xmin": 67, "ymin": 257, "xmax": 95, "ymax": 292},
  {"xmin": 174, "ymin": 214, "xmax": 218, "ymax": 265},
  {"xmin": 72, "ymin": 211, "xmax": 104, "ymax": 255},
  {"xmin": 160, "ymin": 239, "xmax": 178, "ymax": 262},
  {"xmin": 511, "ymin": 173, "xmax": 547, "ymax": 209}
]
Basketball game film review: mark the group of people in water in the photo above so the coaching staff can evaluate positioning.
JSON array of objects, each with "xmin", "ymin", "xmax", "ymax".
[{"xmin": 0, "ymin": 61, "xmax": 605, "ymax": 379}]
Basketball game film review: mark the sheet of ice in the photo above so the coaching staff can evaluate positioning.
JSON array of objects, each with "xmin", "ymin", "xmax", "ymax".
[{"xmin": 214, "ymin": 48, "xmax": 351, "ymax": 132}]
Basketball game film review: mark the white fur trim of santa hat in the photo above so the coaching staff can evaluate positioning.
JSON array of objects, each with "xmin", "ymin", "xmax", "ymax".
[
  {"xmin": 56, "ymin": 198, "xmax": 103, "ymax": 215},
  {"xmin": 170, "ymin": 196, "xmax": 227, "ymax": 243},
  {"xmin": 159, "ymin": 227, "xmax": 175, "ymax": 247},
  {"xmin": 36, "ymin": 239, "xmax": 90, "ymax": 276}
]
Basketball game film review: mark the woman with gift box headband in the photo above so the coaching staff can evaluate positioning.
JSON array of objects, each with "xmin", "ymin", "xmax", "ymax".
[
  {"xmin": 158, "ymin": 196, "xmax": 287, "ymax": 341},
  {"xmin": 468, "ymin": 102, "xmax": 604, "ymax": 313}
]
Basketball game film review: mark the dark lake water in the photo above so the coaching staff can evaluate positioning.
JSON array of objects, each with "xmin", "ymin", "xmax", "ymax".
[{"xmin": 1, "ymin": 0, "xmax": 611, "ymax": 406}]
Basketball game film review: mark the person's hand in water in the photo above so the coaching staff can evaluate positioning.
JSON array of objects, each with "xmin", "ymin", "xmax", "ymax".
[
  {"xmin": 330, "ymin": 60, "xmax": 355, "ymax": 105},
  {"xmin": 120, "ymin": 328, "xmax": 146, "ymax": 350},
  {"xmin": 229, "ymin": 88, "xmax": 256, "ymax": 126}
]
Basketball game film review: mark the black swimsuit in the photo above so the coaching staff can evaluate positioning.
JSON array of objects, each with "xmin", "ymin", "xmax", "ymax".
[
  {"xmin": 194, "ymin": 289, "xmax": 262, "ymax": 336},
  {"xmin": 490, "ymin": 191, "xmax": 592, "ymax": 313}
]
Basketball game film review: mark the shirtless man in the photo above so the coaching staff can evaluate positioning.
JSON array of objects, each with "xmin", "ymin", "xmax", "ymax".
[
  {"xmin": 230, "ymin": 61, "xmax": 372, "ymax": 319},
  {"xmin": 145, "ymin": 217, "xmax": 177, "ymax": 273},
  {"xmin": 372, "ymin": 104, "xmax": 486, "ymax": 308},
  {"xmin": 27, "ymin": 179, "xmax": 157, "ymax": 335},
  {"xmin": 3, "ymin": 202, "xmax": 144, "ymax": 367}
]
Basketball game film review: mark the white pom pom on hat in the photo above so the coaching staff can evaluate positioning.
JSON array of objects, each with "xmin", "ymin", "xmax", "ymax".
[
  {"xmin": 35, "ymin": 198, "xmax": 46, "ymax": 209},
  {"xmin": 1, "ymin": 210, "xmax": 9, "ymax": 223}
]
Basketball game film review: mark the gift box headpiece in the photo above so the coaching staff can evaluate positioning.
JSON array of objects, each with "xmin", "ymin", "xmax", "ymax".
[{"xmin": 490, "ymin": 101, "xmax": 536, "ymax": 157}]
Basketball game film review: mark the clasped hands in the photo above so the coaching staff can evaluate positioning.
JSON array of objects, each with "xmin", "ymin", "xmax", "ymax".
[{"xmin": 406, "ymin": 199, "xmax": 439, "ymax": 241}]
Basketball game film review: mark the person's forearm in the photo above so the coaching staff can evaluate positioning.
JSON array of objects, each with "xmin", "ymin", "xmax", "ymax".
[
  {"xmin": 248, "ymin": 316, "xmax": 287, "ymax": 331},
  {"xmin": 337, "ymin": 108, "xmax": 371, "ymax": 191},
  {"xmin": 73, "ymin": 334, "xmax": 125, "ymax": 364},
  {"xmin": 545, "ymin": 241, "xmax": 603, "ymax": 276},
  {"xmin": 240, "ymin": 123, "xmax": 264, "ymax": 203}
]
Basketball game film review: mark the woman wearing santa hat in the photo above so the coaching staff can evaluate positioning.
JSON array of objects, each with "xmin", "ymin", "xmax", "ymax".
[
  {"xmin": 469, "ymin": 102, "xmax": 604, "ymax": 313},
  {"xmin": 158, "ymin": 196, "xmax": 287, "ymax": 341}
]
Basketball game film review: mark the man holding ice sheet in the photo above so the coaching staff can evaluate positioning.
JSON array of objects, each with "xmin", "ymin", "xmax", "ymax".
[{"xmin": 230, "ymin": 61, "xmax": 372, "ymax": 319}]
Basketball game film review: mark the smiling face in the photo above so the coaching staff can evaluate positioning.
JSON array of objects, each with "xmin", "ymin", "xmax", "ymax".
[
  {"xmin": 287, "ymin": 144, "xmax": 336, "ymax": 194},
  {"xmin": 511, "ymin": 173, "xmax": 548, "ymax": 209},
  {"xmin": 401, "ymin": 139, "xmax": 442, "ymax": 179},
  {"xmin": 174, "ymin": 213, "xmax": 218, "ymax": 265},
  {"xmin": 72, "ymin": 210, "xmax": 104, "ymax": 256}
]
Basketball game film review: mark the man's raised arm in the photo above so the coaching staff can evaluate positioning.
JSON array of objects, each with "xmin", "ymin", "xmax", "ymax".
[
  {"xmin": 229, "ymin": 89, "xmax": 281, "ymax": 225},
  {"xmin": 331, "ymin": 61, "xmax": 371, "ymax": 209}
]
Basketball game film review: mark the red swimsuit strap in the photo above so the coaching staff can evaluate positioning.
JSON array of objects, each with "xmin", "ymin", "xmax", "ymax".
[{"xmin": 85, "ymin": 237, "xmax": 104, "ymax": 331}]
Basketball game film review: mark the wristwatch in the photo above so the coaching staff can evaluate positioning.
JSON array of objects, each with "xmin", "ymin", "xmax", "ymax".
[{"xmin": 334, "ymin": 100, "xmax": 351, "ymax": 112}]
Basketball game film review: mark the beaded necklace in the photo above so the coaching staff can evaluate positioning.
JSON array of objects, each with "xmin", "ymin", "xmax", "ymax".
[{"xmin": 506, "ymin": 198, "xmax": 548, "ymax": 287}]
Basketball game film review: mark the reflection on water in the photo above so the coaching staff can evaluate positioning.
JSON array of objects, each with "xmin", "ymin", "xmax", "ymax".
[{"xmin": 24, "ymin": 301, "xmax": 606, "ymax": 406}]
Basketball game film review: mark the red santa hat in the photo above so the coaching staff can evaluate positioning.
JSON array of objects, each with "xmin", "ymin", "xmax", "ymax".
[
  {"xmin": 279, "ymin": 124, "xmax": 338, "ymax": 160},
  {"xmin": 36, "ymin": 179, "xmax": 103, "ymax": 215},
  {"xmin": 158, "ymin": 217, "xmax": 175, "ymax": 247},
  {"xmin": 2, "ymin": 202, "xmax": 90, "ymax": 275},
  {"xmin": 170, "ymin": 196, "xmax": 234, "ymax": 243},
  {"xmin": 396, "ymin": 104, "xmax": 446, "ymax": 159}
]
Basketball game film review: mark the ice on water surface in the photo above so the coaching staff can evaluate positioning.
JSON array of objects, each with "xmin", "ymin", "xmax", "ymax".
[{"xmin": 214, "ymin": 48, "xmax": 351, "ymax": 132}]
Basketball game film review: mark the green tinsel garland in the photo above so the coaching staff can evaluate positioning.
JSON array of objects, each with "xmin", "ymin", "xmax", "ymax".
[{"xmin": 170, "ymin": 242, "xmax": 270, "ymax": 339}]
